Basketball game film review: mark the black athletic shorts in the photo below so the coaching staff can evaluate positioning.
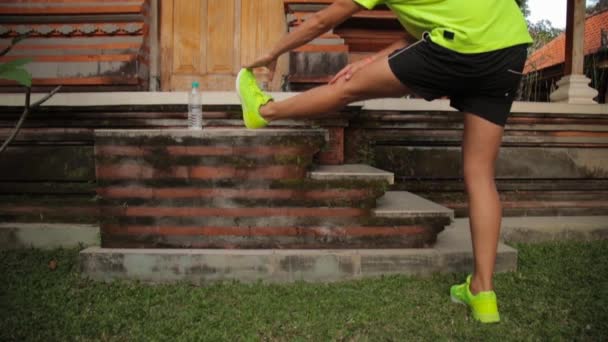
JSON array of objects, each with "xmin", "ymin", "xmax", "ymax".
[{"xmin": 388, "ymin": 33, "xmax": 529, "ymax": 126}]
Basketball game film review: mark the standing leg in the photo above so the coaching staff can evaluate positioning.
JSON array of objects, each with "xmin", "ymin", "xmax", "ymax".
[
  {"xmin": 461, "ymin": 113, "xmax": 505, "ymax": 294},
  {"xmin": 260, "ymin": 57, "xmax": 409, "ymax": 121}
]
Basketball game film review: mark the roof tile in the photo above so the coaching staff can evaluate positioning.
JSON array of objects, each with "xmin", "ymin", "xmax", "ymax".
[{"xmin": 524, "ymin": 10, "xmax": 608, "ymax": 73}]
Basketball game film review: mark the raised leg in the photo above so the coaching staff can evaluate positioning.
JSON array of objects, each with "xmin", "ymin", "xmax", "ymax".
[{"xmin": 260, "ymin": 57, "xmax": 409, "ymax": 120}]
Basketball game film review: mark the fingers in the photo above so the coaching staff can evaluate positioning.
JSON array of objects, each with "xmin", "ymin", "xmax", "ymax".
[
  {"xmin": 244, "ymin": 60, "xmax": 260, "ymax": 69},
  {"xmin": 344, "ymin": 69, "xmax": 354, "ymax": 81},
  {"xmin": 329, "ymin": 58, "xmax": 371, "ymax": 85},
  {"xmin": 329, "ymin": 65, "xmax": 352, "ymax": 85},
  {"xmin": 267, "ymin": 59, "xmax": 277, "ymax": 81},
  {"xmin": 246, "ymin": 61, "xmax": 265, "ymax": 69},
  {"xmin": 244, "ymin": 56, "xmax": 269, "ymax": 70}
]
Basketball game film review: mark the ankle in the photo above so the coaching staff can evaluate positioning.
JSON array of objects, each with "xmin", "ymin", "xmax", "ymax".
[
  {"xmin": 259, "ymin": 101, "xmax": 275, "ymax": 121},
  {"xmin": 470, "ymin": 275, "xmax": 493, "ymax": 295}
]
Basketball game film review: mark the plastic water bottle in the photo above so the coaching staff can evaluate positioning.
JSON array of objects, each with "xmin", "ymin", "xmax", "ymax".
[{"xmin": 188, "ymin": 81, "xmax": 202, "ymax": 130}]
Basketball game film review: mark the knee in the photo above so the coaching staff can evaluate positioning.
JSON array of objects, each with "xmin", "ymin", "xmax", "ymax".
[
  {"xmin": 334, "ymin": 79, "xmax": 364, "ymax": 105},
  {"xmin": 463, "ymin": 160, "xmax": 496, "ymax": 192}
]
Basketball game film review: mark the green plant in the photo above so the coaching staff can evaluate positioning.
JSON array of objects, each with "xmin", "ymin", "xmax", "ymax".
[
  {"xmin": 0, "ymin": 35, "xmax": 61, "ymax": 154},
  {"xmin": 0, "ymin": 35, "xmax": 32, "ymax": 86}
]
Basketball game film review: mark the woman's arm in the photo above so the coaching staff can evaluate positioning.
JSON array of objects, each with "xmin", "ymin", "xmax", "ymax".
[{"xmin": 245, "ymin": 0, "xmax": 363, "ymax": 68}]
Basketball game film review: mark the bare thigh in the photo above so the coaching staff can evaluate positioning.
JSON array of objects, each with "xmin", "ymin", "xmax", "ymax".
[
  {"xmin": 462, "ymin": 113, "xmax": 504, "ymax": 176},
  {"xmin": 336, "ymin": 56, "xmax": 411, "ymax": 102},
  {"xmin": 264, "ymin": 56, "xmax": 410, "ymax": 119}
]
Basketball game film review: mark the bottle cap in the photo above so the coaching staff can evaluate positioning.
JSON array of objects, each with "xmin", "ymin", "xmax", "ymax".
[{"xmin": 192, "ymin": 81, "xmax": 200, "ymax": 88}]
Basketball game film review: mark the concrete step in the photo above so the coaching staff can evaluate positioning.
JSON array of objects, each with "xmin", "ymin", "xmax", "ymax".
[
  {"xmin": 0, "ymin": 223, "xmax": 99, "ymax": 250},
  {"xmin": 96, "ymin": 127, "xmax": 328, "ymax": 139},
  {"xmin": 308, "ymin": 164, "xmax": 394, "ymax": 185},
  {"xmin": 79, "ymin": 225, "xmax": 517, "ymax": 284},
  {"xmin": 373, "ymin": 191, "xmax": 454, "ymax": 220},
  {"xmin": 450, "ymin": 216, "xmax": 608, "ymax": 243},
  {"xmin": 207, "ymin": 119, "xmax": 338, "ymax": 128}
]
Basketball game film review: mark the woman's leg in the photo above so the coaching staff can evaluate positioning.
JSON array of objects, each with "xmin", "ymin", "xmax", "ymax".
[
  {"xmin": 260, "ymin": 57, "xmax": 409, "ymax": 121},
  {"xmin": 461, "ymin": 113, "xmax": 505, "ymax": 294}
]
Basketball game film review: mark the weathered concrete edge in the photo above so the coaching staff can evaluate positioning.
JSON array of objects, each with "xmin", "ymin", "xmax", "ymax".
[
  {"xmin": 77, "ymin": 247, "xmax": 476, "ymax": 285},
  {"xmin": 449, "ymin": 216, "xmax": 608, "ymax": 244},
  {"xmin": 0, "ymin": 223, "xmax": 99, "ymax": 250},
  {"xmin": 309, "ymin": 164, "xmax": 395, "ymax": 185},
  {"xmin": 0, "ymin": 92, "xmax": 364, "ymax": 108},
  {"xmin": 308, "ymin": 172, "xmax": 394, "ymax": 185},
  {"xmin": 363, "ymin": 98, "xmax": 608, "ymax": 114},
  {"xmin": 1, "ymin": 92, "xmax": 604, "ymax": 114},
  {"xmin": 373, "ymin": 191, "xmax": 454, "ymax": 220},
  {"xmin": 94, "ymin": 127, "xmax": 328, "ymax": 138},
  {"xmin": 78, "ymin": 226, "xmax": 517, "ymax": 284}
]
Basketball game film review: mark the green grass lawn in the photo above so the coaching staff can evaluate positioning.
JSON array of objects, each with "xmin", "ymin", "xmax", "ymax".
[{"xmin": 1, "ymin": 241, "xmax": 607, "ymax": 341}]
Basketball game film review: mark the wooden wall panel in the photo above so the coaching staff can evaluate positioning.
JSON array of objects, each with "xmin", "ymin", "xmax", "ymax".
[
  {"xmin": 171, "ymin": 0, "xmax": 205, "ymax": 74},
  {"xmin": 161, "ymin": 0, "xmax": 287, "ymax": 91},
  {"xmin": 160, "ymin": 0, "xmax": 174, "ymax": 91},
  {"xmin": 207, "ymin": 0, "xmax": 235, "ymax": 74},
  {"xmin": 240, "ymin": 0, "xmax": 288, "ymax": 90}
]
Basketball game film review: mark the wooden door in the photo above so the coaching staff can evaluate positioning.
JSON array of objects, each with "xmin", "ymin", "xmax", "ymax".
[{"xmin": 160, "ymin": 0, "xmax": 287, "ymax": 91}]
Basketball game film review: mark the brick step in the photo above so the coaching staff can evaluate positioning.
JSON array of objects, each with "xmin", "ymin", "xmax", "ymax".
[
  {"xmin": 308, "ymin": 164, "xmax": 394, "ymax": 184},
  {"xmin": 95, "ymin": 128, "xmax": 326, "ymax": 182},
  {"xmin": 102, "ymin": 225, "xmax": 438, "ymax": 249},
  {"xmin": 95, "ymin": 129, "xmax": 451, "ymax": 249},
  {"xmin": 98, "ymin": 166, "xmax": 395, "ymax": 249},
  {"xmin": 99, "ymin": 192, "xmax": 452, "ymax": 249}
]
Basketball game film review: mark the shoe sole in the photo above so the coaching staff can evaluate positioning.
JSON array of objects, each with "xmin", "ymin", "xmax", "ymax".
[
  {"xmin": 473, "ymin": 313, "xmax": 501, "ymax": 324},
  {"xmin": 450, "ymin": 295, "xmax": 466, "ymax": 305},
  {"xmin": 451, "ymin": 294, "xmax": 500, "ymax": 323},
  {"xmin": 235, "ymin": 69, "xmax": 245, "ymax": 111}
]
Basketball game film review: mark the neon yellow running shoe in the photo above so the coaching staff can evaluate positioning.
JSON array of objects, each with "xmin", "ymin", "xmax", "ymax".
[
  {"xmin": 450, "ymin": 275, "xmax": 501, "ymax": 323},
  {"xmin": 235, "ymin": 68, "xmax": 273, "ymax": 129}
]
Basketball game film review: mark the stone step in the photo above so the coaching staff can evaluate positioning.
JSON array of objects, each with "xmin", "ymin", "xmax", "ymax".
[
  {"xmin": 450, "ymin": 216, "xmax": 608, "ymax": 243},
  {"xmin": 308, "ymin": 164, "xmax": 394, "ymax": 185},
  {"xmin": 373, "ymin": 191, "xmax": 454, "ymax": 220},
  {"xmin": 0, "ymin": 223, "xmax": 99, "ymax": 250},
  {"xmin": 95, "ymin": 128, "xmax": 327, "ymax": 183},
  {"xmin": 207, "ymin": 119, "xmax": 316, "ymax": 127},
  {"xmin": 94, "ymin": 131, "xmax": 447, "ymax": 249},
  {"xmin": 79, "ymin": 225, "xmax": 517, "ymax": 284},
  {"xmin": 96, "ymin": 127, "xmax": 328, "ymax": 139}
]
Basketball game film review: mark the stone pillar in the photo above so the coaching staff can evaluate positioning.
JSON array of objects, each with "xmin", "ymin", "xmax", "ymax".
[{"xmin": 550, "ymin": 0, "xmax": 599, "ymax": 104}]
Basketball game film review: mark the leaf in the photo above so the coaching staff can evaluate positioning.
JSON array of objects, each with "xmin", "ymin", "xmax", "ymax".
[
  {"xmin": 48, "ymin": 259, "xmax": 58, "ymax": 271},
  {"xmin": 0, "ymin": 57, "xmax": 33, "ymax": 75},
  {"xmin": 0, "ymin": 67, "xmax": 32, "ymax": 87}
]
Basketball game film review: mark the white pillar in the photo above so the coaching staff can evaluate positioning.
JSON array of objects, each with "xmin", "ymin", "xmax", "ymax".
[{"xmin": 550, "ymin": 0, "xmax": 598, "ymax": 104}]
